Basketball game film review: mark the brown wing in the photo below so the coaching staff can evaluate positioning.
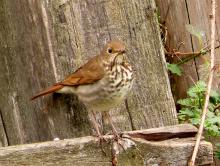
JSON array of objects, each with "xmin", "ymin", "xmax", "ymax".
[
  {"xmin": 31, "ymin": 55, "xmax": 104, "ymax": 100},
  {"xmin": 60, "ymin": 55, "xmax": 104, "ymax": 86},
  {"xmin": 30, "ymin": 84, "xmax": 63, "ymax": 100}
]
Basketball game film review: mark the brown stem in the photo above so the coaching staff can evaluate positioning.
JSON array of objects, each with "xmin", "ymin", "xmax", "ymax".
[{"xmin": 166, "ymin": 45, "xmax": 220, "ymax": 66}]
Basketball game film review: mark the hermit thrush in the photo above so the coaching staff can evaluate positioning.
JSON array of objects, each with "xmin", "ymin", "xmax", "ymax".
[{"xmin": 31, "ymin": 40, "xmax": 133, "ymax": 138}]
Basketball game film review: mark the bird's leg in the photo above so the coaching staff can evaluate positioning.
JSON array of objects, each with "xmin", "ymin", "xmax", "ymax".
[
  {"xmin": 104, "ymin": 112, "xmax": 136, "ymax": 157},
  {"xmin": 89, "ymin": 110, "xmax": 102, "ymax": 137},
  {"xmin": 104, "ymin": 112, "xmax": 120, "ymax": 140},
  {"xmin": 89, "ymin": 110, "xmax": 107, "ymax": 155}
]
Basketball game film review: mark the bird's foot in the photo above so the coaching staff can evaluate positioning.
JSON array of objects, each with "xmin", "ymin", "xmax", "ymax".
[
  {"xmin": 96, "ymin": 134, "xmax": 107, "ymax": 143},
  {"xmin": 111, "ymin": 133, "xmax": 136, "ymax": 166},
  {"xmin": 112, "ymin": 132, "xmax": 136, "ymax": 154},
  {"xmin": 112, "ymin": 131, "xmax": 121, "ymax": 141}
]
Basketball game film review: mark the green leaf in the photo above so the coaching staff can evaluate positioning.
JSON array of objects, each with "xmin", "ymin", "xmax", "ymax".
[
  {"xmin": 207, "ymin": 116, "xmax": 220, "ymax": 124},
  {"xmin": 206, "ymin": 110, "xmax": 215, "ymax": 118},
  {"xmin": 177, "ymin": 79, "xmax": 220, "ymax": 138},
  {"xmin": 205, "ymin": 124, "xmax": 220, "ymax": 136},
  {"xmin": 166, "ymin": 63, "xmax": 182, "ymax": 76},
  {"xmin": 177, "ymin": 99, "xmax": 193, "ymax": 107},
  {"xmin": 210, "ymin": 90, "xmax": 220, "ymax": 98},
  {"xmin": 178, "ymin": 108, "xmax": 194, "ymax": 117},
  {"xmin": 187, "ymin": 81, "xmax": 206, "ymax": 97},
  {"xmin": 191, "ymin": 118, "xmax": 200, "ymax": 125},
  {"xmin": 210, "ymin": 90, "xmax": 220, "ymax": 103},
  {"xmin": 178, "ymin": 114, "xmax": 186, "ymax": 121}
]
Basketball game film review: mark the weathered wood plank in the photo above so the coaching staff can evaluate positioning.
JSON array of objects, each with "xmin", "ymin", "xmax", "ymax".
[
  {"xmin": 156, "ymin": 1, "xmax": 220, "ymax": 165},
  {"xmin": 186, "ymin": 0, "xmax": 220, "ymax": 89},
  {"xmin": 156, "ymin": 0, "xmax": 220, "ymax": 97},
  {"xmin": 0, "ymin": 0, "xmax": 177, "ymax": 145},
  {"xmin": 155, "ymin": 0, "xmax": 199, "ymax": 101},
  {"xmin": 125, "ymin": 124, "xmax": 197, "ymax": 141},
  {"xmin": 49, "ymin": 0, "xmax": 178, "ymax": 131},
  {"xmin": 0, "ymin": 111, "xmax": 8, "ymax": 147},
  {"xmin": 0, "ymin": 124, "xmax": 213, "ymax": 166}
]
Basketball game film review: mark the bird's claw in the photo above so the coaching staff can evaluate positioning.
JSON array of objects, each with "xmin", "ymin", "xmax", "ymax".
[
  {"xmin": 112, "ymin": 134, "xmax": 136, "ymax": 155},
  {"xmin": 111, "ymin": 134, "xmax": 136, "ymax": 166}
]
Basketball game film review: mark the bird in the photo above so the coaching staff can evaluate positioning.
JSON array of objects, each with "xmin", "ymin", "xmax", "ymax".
[{"xmin": 31, "ymin": 40, "xmax": 133, "ymax": 139}]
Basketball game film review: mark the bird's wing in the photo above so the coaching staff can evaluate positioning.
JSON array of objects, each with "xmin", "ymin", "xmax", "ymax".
[
  {"xmin": 59, "ymin": 56, "xmax": 105, "ymax": 86},
  {"xmin": 30, "ymin": 56, "xmax": 104, "ymax": 100}
]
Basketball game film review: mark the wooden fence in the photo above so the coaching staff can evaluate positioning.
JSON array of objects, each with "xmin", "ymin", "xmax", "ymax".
[
  {"xmin": 0, "ymin": 0, "xmax": 215, "ymax": 165},
  {"xmin": 0, "ymin": 0, "xmax": 177, "ymax": 146},
  {"xmin": 156, "ymin": 0, "xmax": 220, "ymax": 165},
  {"xmin": 156, "ymin": 0, "xmax": 220, "ymax": 101}
]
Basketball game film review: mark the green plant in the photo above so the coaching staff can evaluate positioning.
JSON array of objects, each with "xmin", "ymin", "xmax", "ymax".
[
  {"xmin": 166, "ymin": 63, "xmax": 182, "ymax": 76},
  {"xmin": 178, "ymin": 81, "xmax": 220, "ymax": 136}
]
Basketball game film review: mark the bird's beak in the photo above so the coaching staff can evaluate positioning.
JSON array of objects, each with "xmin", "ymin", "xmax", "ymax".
[
  {"xmin": 116, "ymin": 51, "xmax": 126, "ymax": 63},
  {"xmin": 119, "ymin": 50, "xmax": 126, "ymax": 54},
  {"xmin": 110, "ymin": 50, "xmax": 126, "ymax": 69}
]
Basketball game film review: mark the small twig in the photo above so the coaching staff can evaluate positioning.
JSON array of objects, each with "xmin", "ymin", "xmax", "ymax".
[
  {"xmin": 176, "ymin": 52, "xmax": 201, "ymax": 65},
  {"xmin": 188, "ymin": 0, "xmax": 216, "ymax": 165},
  {"xmin": 166, "ymin": 50, "xmax": 200, "ymax": 56},
  {"xmin": 165, "ymin": 45, "xmax": 220, "ymax": 66},
  {"xmin": 166, "ymin": 45, "xmax": 219, "ymax": 57}
]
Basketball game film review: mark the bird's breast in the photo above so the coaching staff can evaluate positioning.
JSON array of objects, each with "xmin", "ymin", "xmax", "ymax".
[
  {"xmin": 105, "ymin": 63, "xmax": 133, "ymax": 97},
  {"xmin": 74, "ymin": 63, "xmax": 133, "ymax": 112}
]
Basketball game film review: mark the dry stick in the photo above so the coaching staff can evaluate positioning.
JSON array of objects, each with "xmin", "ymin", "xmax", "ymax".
[
  {"xmin": 165, "ymin": 45, "xmax": 220, "ymax": 65},
  {"xmin": 167, "ymin": 45, "xmax": 219, "ymax": 66},
  {"xmin": 166, "ymin": 45, "xmax": 220, "ymax": 57},
  {"xmin": 188, "ymin": 0, "xmax": 216, "ymax": 166},
  {"xmin": 165, "ymin": 45, "xmax": 220, "ymax": 67}
]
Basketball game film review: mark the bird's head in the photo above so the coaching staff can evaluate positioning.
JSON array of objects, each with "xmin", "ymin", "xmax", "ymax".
[{"xmin": 100, "ymin": 40, "xmax": 127, "ymax": 65}]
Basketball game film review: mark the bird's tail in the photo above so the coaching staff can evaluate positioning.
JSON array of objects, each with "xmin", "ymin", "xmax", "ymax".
[{"xmin": 30, "ymin": 84, "xmax": 63, "ymax": 100}]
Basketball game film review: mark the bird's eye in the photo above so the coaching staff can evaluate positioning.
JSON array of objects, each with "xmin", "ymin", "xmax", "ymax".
[{"xmin": 107, "ymin": 48, "xmax": 113, "ymax": 54}]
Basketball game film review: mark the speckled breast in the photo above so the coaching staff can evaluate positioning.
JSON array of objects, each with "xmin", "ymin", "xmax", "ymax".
[{"xmin": 77, "ymin": 62, "xmax": 133, "ymax": 112}]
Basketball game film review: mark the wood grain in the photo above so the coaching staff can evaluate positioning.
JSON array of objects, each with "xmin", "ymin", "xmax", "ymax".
[
  {"xmin": 0, "ymin": 0, "xmax": 177, "ymax": 145},
  {"xmin": 126, "ymin": 124, "xmax": 197, "ymax": 141},
  {"xmin": 156, "ymin": 0, "xmax": 199, "ymax": 102},
  {"xmin": 0, "ymin": 125, "xmax": 213, "ymax": 166},
  {"xmin": 156, "ymin": 0, "xmax": 220, "ymax": 99},
  {"xmin": 186, "ymin": 0, "xmax": 220, "ymax": 89}
]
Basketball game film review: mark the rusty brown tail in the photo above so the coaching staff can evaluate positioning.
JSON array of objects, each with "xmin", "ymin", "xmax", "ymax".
[{"xmin": 30, "ymin": 84, "xmax": 63, "ymax": 100}]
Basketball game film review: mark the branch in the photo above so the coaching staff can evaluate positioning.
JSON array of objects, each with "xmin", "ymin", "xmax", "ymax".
[
  {"xmin": 188, "ymin": 0, "xmax": 216, "ymax": 165},
  {"xmin": 166, "ymin": 51, "xmax": 201, "ymax": 57},
  {"xmin": 165, "ymin": 45, "xmax": 220, "ymax": 65}
]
